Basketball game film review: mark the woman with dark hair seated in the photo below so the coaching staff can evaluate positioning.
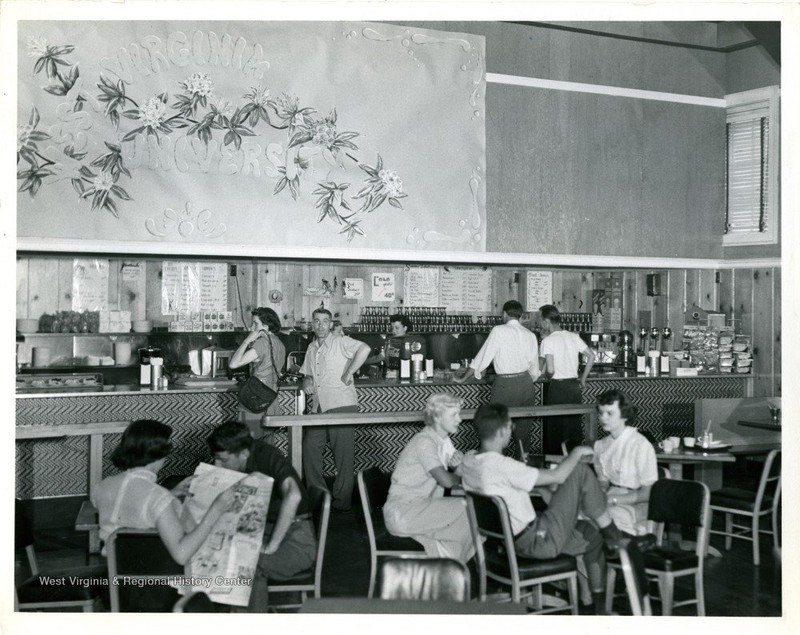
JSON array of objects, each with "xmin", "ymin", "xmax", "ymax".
[
  {"xmin": 229, "ymin": 307, "xmax": 287, "ymax": 437},
  {"xmin": 92, "ymin": 419, "xmax": 235, "ymax": 564},
  {"xmin": 593, "ymin": 390, "xmax": 658, "ymax": 536}
]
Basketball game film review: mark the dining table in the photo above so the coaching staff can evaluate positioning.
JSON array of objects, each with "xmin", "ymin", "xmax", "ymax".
[{"xmin": 298, "ymin": 597, "xmax": 528, "ymax": 614}]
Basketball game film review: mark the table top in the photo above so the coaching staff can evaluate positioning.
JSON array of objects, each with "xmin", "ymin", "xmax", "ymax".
[
  {"xmin": 655, "ymin": 448, "xmax": 736, "ymax": 464},
  {"xmin": 738, "ymin": 419, "xmax": 782, "ymax": 432},
  {"xmin": 298, "ymin": 597, "xmax": 528, "ymax": 614}
]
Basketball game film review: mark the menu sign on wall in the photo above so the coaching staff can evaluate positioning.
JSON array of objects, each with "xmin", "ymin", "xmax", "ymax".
[
  {"xmin": 526, "ymin": 271, "xmax": 553, "ymax": 312},
  {"xmin": 72, "ymin": 259, "xmax": 109, "ymax": 311},
  {"xmin": 162, "ymin": 262, "xmax": 228, "ymax": 315},
  {"xmin": 371, "ymin": 273, "xmax": 395, "ymax": 302},
  {"xmin": 440, "ymin": 267, "xmax": 492, "ymax": 313},
  {"xmin": 343, "ymin": 278, "xmax": 364, "ymax": 300},
  {"xmin": 404, "ymin": 266, "xmax": 441, "ymax": 307}
]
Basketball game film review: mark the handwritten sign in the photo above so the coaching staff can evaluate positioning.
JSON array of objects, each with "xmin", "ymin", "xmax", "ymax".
[
  {"xmin": 162, "ymin": 262, "xmax": 228, "ymax": 315},
  {"xmin": 526, "ymin": 271, "xmax": 553, "ymax": 312},
  {"xmin": 343, "ymin": 278, "xmax": 364, "ymax": 299},
  {"xmin": 72, "ymin": 259, "xmax": 109, "ymax": 311},
  {"xmin": 440, "ymin": 267, "xmax": 492, "ymax": 312},
  {"xmin": 404, "ymin": 266, "xmax": 441, "ymax": 307},
  {"xmin": 372, "ymin": 273, "xmax": 395, "ymax": 302}
]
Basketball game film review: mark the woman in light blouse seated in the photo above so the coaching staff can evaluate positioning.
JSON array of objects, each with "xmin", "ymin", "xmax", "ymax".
[
  {"xmin": 92, "ymin": 419, "xmax": 235, "ymax": 564},
  {"xmin": 593, "ymin": 390, "xmax": 658, "ymax": 536},
  {"xmin": 383, "ymin": 393, "xmax": 475, "ymax": 563}
]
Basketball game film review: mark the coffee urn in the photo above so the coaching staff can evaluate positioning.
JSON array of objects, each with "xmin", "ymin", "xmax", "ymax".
[{"xmin": 617, "ymin": 330, "xmax": 635, "ymax": 369}]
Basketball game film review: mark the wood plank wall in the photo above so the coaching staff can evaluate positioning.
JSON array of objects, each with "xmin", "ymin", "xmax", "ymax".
[{"xmin": 16, "ymin": 256, "xmax": 781, "ymax": 396}]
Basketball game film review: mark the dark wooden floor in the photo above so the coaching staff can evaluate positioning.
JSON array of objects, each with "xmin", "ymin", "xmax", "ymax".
[{"xmin": 16, "ymin": 460, "xmax": 781, "ymax": 616}]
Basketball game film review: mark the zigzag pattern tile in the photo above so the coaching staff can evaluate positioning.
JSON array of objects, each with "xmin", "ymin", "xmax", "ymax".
[{"xmin": 583, "ymin": 377, "xmax": 748, "ymax": 440}]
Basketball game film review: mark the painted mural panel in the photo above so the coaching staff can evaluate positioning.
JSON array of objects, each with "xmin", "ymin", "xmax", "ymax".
[{"xmin": 17, "ymin": 21, "xmax": 486, "ymax": 252}]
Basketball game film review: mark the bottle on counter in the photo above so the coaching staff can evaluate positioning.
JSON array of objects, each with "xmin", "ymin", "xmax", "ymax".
[
  {"xmin": 400, "ymin": 342, "xmax": 411, "ymax": 380},
  {"xmin": 150, "ymin": 357, "xmax": 164, "ymax": 390}
]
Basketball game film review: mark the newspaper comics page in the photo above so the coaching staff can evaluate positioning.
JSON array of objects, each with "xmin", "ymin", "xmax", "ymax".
[{"xmin": 181, "ymin": 464, "xmax": 274, "ymax": 607}]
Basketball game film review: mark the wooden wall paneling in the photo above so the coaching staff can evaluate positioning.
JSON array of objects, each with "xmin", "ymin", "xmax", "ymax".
[
  {"xmin": 666, "ymin": 270, "xmax": 686, "ymax": 348},
  {"xmin": 580, "ymin": 272, "xmax": 594, "ymax": 316},
  {"xmin": 732, "ymin": 269, "xmax": 754, "ymax": 343},
  {"xmin": 750, "ymin": 268, "xmax": 774, "ymax": 397},
  {"xmin": 57, "ymin": 258, "xmax": 74, "ymax": 312},
  {"xmin": 27, "ymin": 258, "xmax": 60, "ymax": 319},
  {"xmin": 490, "ymin": 265, "xmax": 511, "ymax": 313},
  {"xmin": 621, "ymin": 271, "xmax": 637, "ymax": 333},
  {"xmin": 559, "ymin": 271, "xmax": 583, "ymax": 312},
  {"xmin": 698, "ymin": 269, "xmax": 717, "ymax": 313},
  {"xmin": 717, "ymin": 269, "xmax": 734, "ymax": 317},
  {"xmin": 651, "ymin": 270, "xmax": 668, "ymax": 328},
  {"xmin": 107, "ymin": 259, "xmax": 121, "ymax": 311},
  {"xmin": 773, "ymin": 266, "xmax": 781, "ymax": 396},
  {"xmin": 17, "ymin": 257, "xmax": 30, "ymax": 318},
  {"xmin": 145, "ymin": 260, "xmax": 165, "ymax": 325},
  {"xmin": 634, "ymin": 271, "xmax": 651, "ymax": 328},
  {"xmin": 684, "ymin": 269, "xmax": 701, "ymax": 315},
  {"xmin": 549, "ymin": 269, "xmax": 563, "ymax": 312}
]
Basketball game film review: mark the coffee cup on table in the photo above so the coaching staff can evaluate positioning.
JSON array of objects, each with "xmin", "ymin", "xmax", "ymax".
[
  {"xmin": 669, "ymin": 436, "xmax": 680, "ymax": 449},
  {"xmin": 659, "ymin": 439, "xmax": 675, "ymax": 453},
  {"xmin": 683, "ymin": 437, "xmax": 696, "ymax": 448}
]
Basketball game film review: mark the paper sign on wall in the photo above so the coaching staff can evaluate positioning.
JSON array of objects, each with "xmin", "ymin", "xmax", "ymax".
[
  {"xmin": 162, "ymin": 262, "xmax": 228, "ymax": 315},
  {"xmin": 404, "ymin": 266, "xmax": 441, "ymax": 307},
  {"xmin": 440, "ymin": 267, "xmax": 492, "ymax": 312},
  {"xmin": 526, "ymin": 271, "xmax": 553, "ymax": 312},
  {"xmin": 343, "ymin": 278, "xmax": 364, "ymax": 299},
  {"xmin": 72, "ymin": 259, "xmax": 109, "ymax": 311},
  {"xmin": 372, "ymin": 273, "xmax": 395, "ymax": 302}
]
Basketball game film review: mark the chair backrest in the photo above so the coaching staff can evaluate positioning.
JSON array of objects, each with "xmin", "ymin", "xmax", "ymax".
[
  {"xmin": 465, "ymin": 492, "xmax": 519, "ymax": 599},
  {"xmin": 755, "ymin": 450, "xmax": 782, "ymax": 511},
  {"xmin": 647, "ymin": 479, "xmax": 710, "ymax": 555},
  {"xmin": 106, "ymin": 528, "xmax": 183, "ymax": 612},
  {"xmin": 619, "ymin": 540, "xmax": 652, "ymax": 616},
  {"xmin": 377, "ymin": 557, "xmax": 471, "ymax": 602},
  {"xmin": 357, "ymin": 466, "xmax": 392, "ymax": 547},
  {"xmin": 307, "ymin": 485, "xmax": 331, "ymax": 596},
  {"xmin": 14, "ymin": 499, "xmax": 39, "ymax": 576}
]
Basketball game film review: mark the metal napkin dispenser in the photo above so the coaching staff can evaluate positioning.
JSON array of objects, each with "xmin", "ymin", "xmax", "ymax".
[{"xmin": 206, "ymin": 347, "xmax": 234, "ymax": 377}]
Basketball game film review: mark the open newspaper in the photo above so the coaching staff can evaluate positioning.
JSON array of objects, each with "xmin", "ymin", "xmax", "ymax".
[{"xmin": 178, "ymin": 462, "xmax": 274, "ymax": 607}]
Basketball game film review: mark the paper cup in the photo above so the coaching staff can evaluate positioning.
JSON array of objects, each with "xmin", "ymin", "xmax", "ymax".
[
  {"xmin": 659, "ymin": 439, "xmax": 675, "ymax": 453},
  {"xmin": 683, "ymin": 437, "xmax": 696, "ymax": 448},
  {"xmin": 669, "ymin": 436, "xmax": 680, "ymax": 448}
]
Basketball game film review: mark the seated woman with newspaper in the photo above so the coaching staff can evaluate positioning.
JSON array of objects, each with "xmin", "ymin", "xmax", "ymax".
[{"xmin": 92, "ymin": 419, "xmax": 236, "ymax": 564}]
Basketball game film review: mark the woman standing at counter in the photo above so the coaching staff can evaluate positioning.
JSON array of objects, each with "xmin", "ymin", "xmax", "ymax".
[
  {"xmin": 539, "ymin": 304, "xmax": 595, "ymax": 454},
  {"xmin": 229, "ymin": 307, "xmax": 287, "ymax": 438}
]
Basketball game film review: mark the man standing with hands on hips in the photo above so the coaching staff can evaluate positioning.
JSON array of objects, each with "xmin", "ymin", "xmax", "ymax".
[
  {"xmin": 301, "ymin": 308, "xmax": 370, "ymax": 511},
  {"xmin": 454, "ymin": 300, "xmax": 540, "ymax": 457}
]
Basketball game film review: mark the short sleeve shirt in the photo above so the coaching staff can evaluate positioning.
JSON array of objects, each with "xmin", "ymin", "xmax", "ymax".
[
  {"xmin": 385, "ymin": 427, "xmax": 456, "ymax": 509},
  {"xmin": 300, "ymin": 334, "xmax": 365, "ymax": 412},
  {"xmin": 250, "ymin": 334, "xmax": 286, "ymax": 390},
  {"xmin": 461, "ymin": 452, "xmax": 540, "ymax": 535},
  {"xmin": 245, "ymin": 440, "xmax": 310, "ymax": 522},
  {"xmin": 540, "ymin": 331, "xmax": 588, "ymax": 379},
  {"xmin": 91, "ymin": 468, "xmax": 179, "ymax": 544}
]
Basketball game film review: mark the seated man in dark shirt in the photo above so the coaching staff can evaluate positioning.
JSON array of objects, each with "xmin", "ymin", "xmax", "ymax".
[{"xmin": 208, "ymin": 421, "xmax": 317, "ymax": 612}]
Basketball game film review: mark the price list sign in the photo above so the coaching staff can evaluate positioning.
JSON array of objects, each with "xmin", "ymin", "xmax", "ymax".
[
  {"xmin": 440, "ymin": 267, "xmax": 492, "ymax": 313},
  {"xmin": 526, "ymin": 271, "xmax": 553, "ymax": 312}
]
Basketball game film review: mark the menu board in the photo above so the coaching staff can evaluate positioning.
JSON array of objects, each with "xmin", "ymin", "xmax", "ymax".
[
  {"xmin": 404, "ymin": 266, "xmax": 441, "ymax": 307},
  {"xmin": 161, "ymin": 262, "xmax": 228, "ymax": 315},
  {"xmin": 72, "ymin": 259, "xmax": 109, "ymax": 311},
  {"xmin": 526, "ymin": 270, "xmax": 553, "ymax": 312},
  {"xmin": 371, "ymin": 273, "xmax": 395, "ymax": 302},
  {"xmin": 440, "ymin": 267, "xmax": 492, "ymax": 313}
]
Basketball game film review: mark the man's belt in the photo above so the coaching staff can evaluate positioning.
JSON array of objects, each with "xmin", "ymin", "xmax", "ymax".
[{"xmin": 495, "ymin": 371, "xmax": 530, "ymax": 378}]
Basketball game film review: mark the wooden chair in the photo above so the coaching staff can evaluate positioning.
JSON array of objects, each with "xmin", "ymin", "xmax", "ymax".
[
  {"xmin": 106, "ymin": 528, "xmax": 183, "ymax": 612},
  {"xmin": 709, "ymin": 449, "xmax": 781, "ymax": 565},
  {"xmin": 266, "ymin": 485, "xmax": 331, "ymax": 607},
  {"xmin": 465, "ymin": 491, "xmax": 579, "ymax": 614},
  {"xmin": 377, "ymin": 556, "xmax": 470, "ymax": 602},
  {"xmin": 15, "ymin": 500, "xmax": 107, "ymax": 612},
  {"xmin": 357, "ymin": 467, "xmax": 426, "ymax": 598}
]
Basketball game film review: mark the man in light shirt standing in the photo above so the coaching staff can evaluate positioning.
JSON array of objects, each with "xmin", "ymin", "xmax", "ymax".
[
  {"xmin": 454, "ymin": 300, "xmax": 540, "ymax": 456},
  {"xmin": 301, "ymin": 308, "xmax": 370, "ymax": 511}
]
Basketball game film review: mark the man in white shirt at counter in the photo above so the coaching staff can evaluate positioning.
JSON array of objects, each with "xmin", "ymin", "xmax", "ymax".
[
  {"xmin": 301, "ymin": 308, "xmax": 370, "ymax": 511},
  {"xmin": 454, "ymin": 300, "xmax": 540, "ymax": 457}
]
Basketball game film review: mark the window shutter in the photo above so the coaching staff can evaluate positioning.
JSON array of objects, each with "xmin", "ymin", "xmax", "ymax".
[{"xmin": 725, "ymin": 116, "xmax": 768, "ymax": 234}]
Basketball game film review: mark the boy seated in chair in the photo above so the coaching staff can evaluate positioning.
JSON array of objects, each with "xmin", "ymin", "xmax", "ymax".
[{"xmin": 461, "ymin": 403, "xmax": 625, "ymax": 615}]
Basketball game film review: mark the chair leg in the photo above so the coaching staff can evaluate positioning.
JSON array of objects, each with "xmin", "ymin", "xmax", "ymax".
[
  {"xmin": 772, "ymin": 504, "xmax": 780, "ymax": 551},
  {"xmin": 724, "ymin": 513, "xmax": 733, "ymax": 550},
  {"xmin": 367, "ymin": 553, "xmax": 377, "ymax": 598},
  {"xmin": 568, "ymin": 575, "xmax": 579, "ymax": 615},
  {"xmin": 695, "ymin": 570, "xmax": 706, "ymax": 616},
  {"xmin": 752, "ymin": 514, "xmax": 760, "ymax": 566},
  {"xmin": 605, "ymin": 567, "xmax": 617, "ymax": 615},
  {"xmin": 657, "ymin": 573, "xmax": 674, "ymax": 616}
]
